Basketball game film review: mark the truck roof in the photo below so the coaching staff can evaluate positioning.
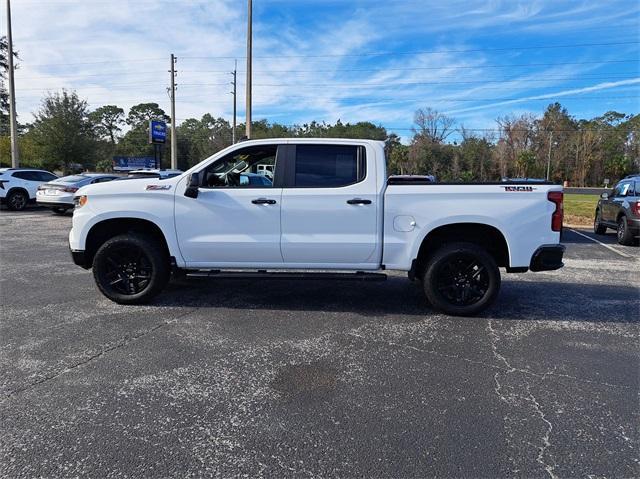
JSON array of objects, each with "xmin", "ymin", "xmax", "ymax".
[{"xmin": 236, "ymin": 138, "xmax": 386, "ymax": 147}]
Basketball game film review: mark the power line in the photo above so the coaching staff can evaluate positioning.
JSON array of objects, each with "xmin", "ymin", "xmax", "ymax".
[
  {"xmin": 180, "ymin": 40, "xmax": 640, "ymax": 60},
  {"xmin": 20, "ymin": 67, "xmax": 640, "ymax": 84}
]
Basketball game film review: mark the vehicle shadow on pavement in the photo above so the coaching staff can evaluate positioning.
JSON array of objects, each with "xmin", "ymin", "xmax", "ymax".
[{"xmin": 157, "ymin": 276, "xmax": 639, "ymax": 323}]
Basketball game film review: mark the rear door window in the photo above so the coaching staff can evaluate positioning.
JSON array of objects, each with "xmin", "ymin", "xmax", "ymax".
[
  {"xmin": 37, "ymin": 172, "xmax": 58, "ymax": 182},
  {"xmin": 12, "ymin": 171, "xmax": 36, "ymax": 181},
  {"xmin": 292, "ymin": 145, "xmax": 365, "ymax": 188}
]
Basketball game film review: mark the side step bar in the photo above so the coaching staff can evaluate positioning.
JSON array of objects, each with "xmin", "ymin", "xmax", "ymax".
[{"xmin": 184, "ymin": 270, "xmax": 387, "ymax": 281}]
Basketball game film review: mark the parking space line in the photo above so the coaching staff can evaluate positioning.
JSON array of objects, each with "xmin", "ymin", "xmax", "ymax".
[{"xmin": 568, "ymin": 228, "xmax": 633, "ymax": 259}]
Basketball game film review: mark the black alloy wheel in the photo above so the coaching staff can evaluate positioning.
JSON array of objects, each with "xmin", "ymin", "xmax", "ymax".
[
  {"xmin": 435, "ymin": 253, "xmax": 490, "ymax": 306},
  {"xmin": 92, "ymin": 233, "xmax": 170, "ymax": 304},
  {"xmin": 103, "ymin": 246, "xmax": 152, "ymax": 295},
  {"xmin": 7, "ymin": 190, "xmax": 27, "ymax": 211},
  {"xmin": 423, "ymin": 242, "xmax": 501, "ymax": 316}
]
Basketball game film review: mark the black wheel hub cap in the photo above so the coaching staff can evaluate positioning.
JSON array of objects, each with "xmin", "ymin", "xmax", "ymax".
[
  {"xmin": 103, "ymin": 247, "xmax": 152, "ymax": 295},
  {"xmin": 10, "ymin": 194, "xmax": 25, "ymax": 209},
  {"xmin": 435, "ymin": 253, "xmax": 490, "ymax": 306}
]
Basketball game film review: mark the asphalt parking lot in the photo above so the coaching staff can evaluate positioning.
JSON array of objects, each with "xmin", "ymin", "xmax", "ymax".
[{"xmin": 1, "ymin": 207, "xmax": 638, "ymax": 478}]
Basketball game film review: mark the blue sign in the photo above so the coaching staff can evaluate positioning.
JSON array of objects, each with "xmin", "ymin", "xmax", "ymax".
[
  {"xmin": 112, "ymin": 156, "xmax": 156, "ymax": 171},
  {"xmin": 149, "ymin": 120, "xmax": 167, "ymax": 144}
]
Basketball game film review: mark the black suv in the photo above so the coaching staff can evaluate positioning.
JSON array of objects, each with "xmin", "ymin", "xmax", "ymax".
[{"xmin": 594, "ymin": 174, "xmax": 640, "ymax": 245}]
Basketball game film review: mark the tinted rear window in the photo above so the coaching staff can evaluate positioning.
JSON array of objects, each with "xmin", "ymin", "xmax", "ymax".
[{"xmin": 294, "ymin": 145, "xmax": 364, "ymax": 188}]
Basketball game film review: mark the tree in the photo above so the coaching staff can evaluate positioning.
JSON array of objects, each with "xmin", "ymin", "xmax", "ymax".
[
  {"xmin": 117, "ymin": 103, "xmax": 171, "ymax": 159},
  {"xmin": 0, "ymin": 36, "xmax": 19, "ymax": 135},
  {"xmin": 413, "ymin": 107, "xmax": 455, "ymax": 143},
  {"xmin": 126, "ymin": 102, "xmax": 170, "ymax": 128},
  {"xmin": 29, "ymin": 90, "xmax": 96, "ymax": 172},
  {"xmin": 89, "ymin": 105, "xmax": 125, "ymax": 143}
]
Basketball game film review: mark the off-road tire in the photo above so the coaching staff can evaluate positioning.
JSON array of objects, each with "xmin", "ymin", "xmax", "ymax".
[
  {"xmin": 422, "ymin": 242, "xmax": 501, "ymax": 316},
  {"xmin": 92, "ymin": 233, "xmax": 170, "ymax": 304}
]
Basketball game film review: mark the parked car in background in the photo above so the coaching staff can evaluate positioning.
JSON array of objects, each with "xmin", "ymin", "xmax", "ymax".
[
  {"xmin": 594, "ymin": 174, "xmax": 640, "ymax": 245},
  {"xmin": 125, "ymin": 169, "xmax": 183, "ymax": 179},
  {"xmin": 36, "ymin": 173, "xmax": 120, "ymax": 214},
  {"xmin": 0, "ymin": 168, "xmax": 58, "ymax": 211}
]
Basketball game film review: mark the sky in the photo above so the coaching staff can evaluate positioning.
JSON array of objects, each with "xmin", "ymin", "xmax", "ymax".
[{"xmin": 2, "ymin": 0, "xmax": 639, "ymax": 141}]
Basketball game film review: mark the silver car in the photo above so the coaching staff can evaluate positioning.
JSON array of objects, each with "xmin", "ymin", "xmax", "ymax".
[{"xmin": 36, "ymin": 173, "xmax": 120, "ymax": 214}]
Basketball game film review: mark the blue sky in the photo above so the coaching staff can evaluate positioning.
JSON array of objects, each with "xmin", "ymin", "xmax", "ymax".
[{"xmin": 4, "ymin": 0, "xmax": 640, "ymax": 140}]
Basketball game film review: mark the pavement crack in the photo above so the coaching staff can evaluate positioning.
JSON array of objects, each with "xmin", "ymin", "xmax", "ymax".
[
  {"xmin": 488, "ymin": 320, "xmax": 557, "ymax": 479},
  {"xmin": 525, "ymin": 383, "xmax": 557, "ymax": 479},
  {"xmin": 2, "ymin": 307, "xmax": 199, "ymax": 402}
]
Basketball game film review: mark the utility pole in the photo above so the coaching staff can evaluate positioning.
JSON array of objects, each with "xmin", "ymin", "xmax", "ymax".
[
  {"xmin": 6, "ymin": 0, "xmax": 19, "ymax": 167},
  {"xmin": 230, "ymin": 60, "xmax": 237, "ymax": 144},
  {"xmin": 245, "ymin": 0, "xmax": 252, "ymax": 139},
  {"xmin": 546, "ymin": 131, "xmax": 553, "ymax": 181},
  {"xmin": 169, "ymin": 54, "xmax": 177, "ymax": 169}
]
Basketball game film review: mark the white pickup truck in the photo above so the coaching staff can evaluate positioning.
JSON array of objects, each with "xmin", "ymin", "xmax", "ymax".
[{"xmin": 69, "ymin": 138, "xmax": 565, "ymax": 316}]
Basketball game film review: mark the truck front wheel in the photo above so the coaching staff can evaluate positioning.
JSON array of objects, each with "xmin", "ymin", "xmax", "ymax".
[
  {"xmin": 92, "ymin": 233, "xmax": 170, "ymax": 304},
  {"xmin": 422, "ymin": 242, "xmax": 500, "ymax": 316}
]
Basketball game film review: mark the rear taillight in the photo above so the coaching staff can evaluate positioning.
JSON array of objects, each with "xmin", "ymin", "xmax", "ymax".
[
  {"xmin": 631, "ymin": 201, "xmax": 640, "ymax": 217},
  {"xmin": 62, "ymin": 187, "xmax": 78, "ymax": 193},
  {"xmin": 548, "ymin": 191, "xmax": 564, "ymax": 232}
]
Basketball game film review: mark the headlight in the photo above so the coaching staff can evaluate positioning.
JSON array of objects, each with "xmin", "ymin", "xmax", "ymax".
[{"xmin": 74, "ymin": 195, "xmax": 88, "ymax": 208}]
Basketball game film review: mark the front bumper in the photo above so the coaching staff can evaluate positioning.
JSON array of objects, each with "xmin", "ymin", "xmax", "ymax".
[
  {"xmin": 70, "ymin": 248, "xmax": 90, "ymax": 269},
  {"xmin": 530, "ymin": 244, "xmax": 566, "ymax": 272}
]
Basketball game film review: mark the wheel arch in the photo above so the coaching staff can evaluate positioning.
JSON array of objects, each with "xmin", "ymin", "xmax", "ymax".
[
  {"xmin": 410, "ymin": 222, "xmax": 510, "ymax": 278},
  {"xmin": 84, "ymin": 217, "xmax": 171, "ymax": 268},
  {"xmin": 6, "ymin": 186, "xmax": 30, "ymax": 199}
]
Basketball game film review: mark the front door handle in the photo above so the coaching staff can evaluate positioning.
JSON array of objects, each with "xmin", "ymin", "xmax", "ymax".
[
  {"xmin": 252, "ymin": 198, "xmax": 276, "ymax": 205},
  {"xmin": 347, "ymin": 198, "xmax": 372, "ymax": 205}
]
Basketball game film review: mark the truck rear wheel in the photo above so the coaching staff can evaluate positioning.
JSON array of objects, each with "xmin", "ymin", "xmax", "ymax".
[
  {"xmin": 422, "ymin": 242, "xmax": 500, "ymax": 316},
  {"xmin": 92, "ymin": 233, "xmax": 170, "ymax": 304}
]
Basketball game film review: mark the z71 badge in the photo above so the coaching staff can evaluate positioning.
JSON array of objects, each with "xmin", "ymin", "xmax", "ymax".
[
  {"xmin": 503, "ymin": 186, "xmax": 535, "ymax": 192},
  {"xmin": 146, "ymin": 185, "xmax": 172, "ymax": 191}
]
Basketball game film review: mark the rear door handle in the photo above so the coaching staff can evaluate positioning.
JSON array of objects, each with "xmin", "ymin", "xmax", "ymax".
[
  {"xmin": 252, "ymin": 198, "xmax": 276, "ymax": 205},
  {"xmin": 347, "ymin": 198, "xmax": 372, "ymax": 205}
]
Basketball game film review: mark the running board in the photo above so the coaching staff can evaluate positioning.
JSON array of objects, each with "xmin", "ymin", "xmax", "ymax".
[{"xmin": 184, "ymin": 270, "xmax": 387, "ymax": 281}]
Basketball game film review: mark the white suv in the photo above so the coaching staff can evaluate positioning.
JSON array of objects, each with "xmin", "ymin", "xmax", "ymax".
[{"xmin": 0, "ymin": 168, "xmax": 58, "ymax": 211}]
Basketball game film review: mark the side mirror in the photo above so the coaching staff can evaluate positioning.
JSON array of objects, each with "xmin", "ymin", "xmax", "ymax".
[
  {"xmin": 600, "ymin": 192, "xmax": 609, "ymax": 200},
  {"xmin": 184, "ymin": 172, "xmax": 200, "ymax": 199}
]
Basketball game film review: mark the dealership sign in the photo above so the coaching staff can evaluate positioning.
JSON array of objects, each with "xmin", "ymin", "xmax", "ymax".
[
  {"xmin": 149, "ymin": 120, "xmax": 167, "ymax": 144},
  {"xmin": 112, "ymin": 156, "xmax": 156, "ymax": 171}
]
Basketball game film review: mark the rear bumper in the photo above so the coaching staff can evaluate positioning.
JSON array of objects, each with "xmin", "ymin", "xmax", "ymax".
[
  {"xmin": 530, "ymin": 244, "xmax": 565, "ymax": 272},
  {"xmin": 36, "ymin": 194, "xmax": 74, "ymax": 207},
  {"xmin": 626, "ymin": 217, "xmax": 640, "ymax": 234},
  {"xmin": 37, "ymin": 200, "xmax": 73, "ymax": 208}
]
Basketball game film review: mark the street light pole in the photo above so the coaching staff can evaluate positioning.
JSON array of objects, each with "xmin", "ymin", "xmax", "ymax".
[
  {"xmin": 245, "ymin": 0, "xmax": 252, "ymax": 139},
  {"xmin": 6, "ymin": 0, "xmax": 19, "ymax": 167}
]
